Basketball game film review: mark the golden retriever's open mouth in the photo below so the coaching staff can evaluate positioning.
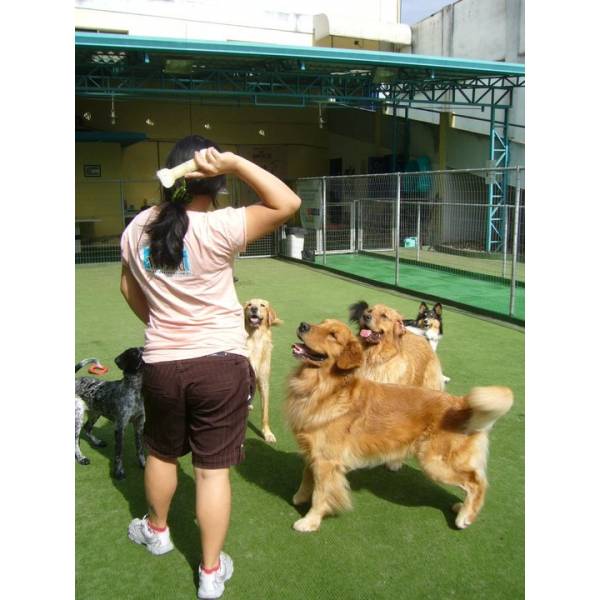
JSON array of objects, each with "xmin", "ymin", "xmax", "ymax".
[
  {"xmin": 359, "ymin": 328, "xmax": 383, "ymax": 344},
  {"xmin": 291, "ymin": 343, "xmax": 328, "ymax": 362},
  {"xmin": 247, "ymin": 315, "xmax": 263, "ymax": 328}
]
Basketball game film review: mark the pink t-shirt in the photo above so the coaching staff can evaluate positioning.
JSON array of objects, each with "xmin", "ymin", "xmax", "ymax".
[{"xmin": 120, "ymin": 205, "xmax": 249, "ymax": 363}]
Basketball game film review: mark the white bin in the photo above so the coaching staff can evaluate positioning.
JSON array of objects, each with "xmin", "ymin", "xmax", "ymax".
[{"xmin": 285, "ymin": 228, "xmax": 306, "ymax": 259}]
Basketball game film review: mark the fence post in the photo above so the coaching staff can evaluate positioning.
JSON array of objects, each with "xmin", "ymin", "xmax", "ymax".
[
  {"xmin": 394, "ymin": 173, "xmax": 401, "ymax": 286},
  {"xmin": 509, "ymin": 167, "xmax": 521, "ymax": 317},
  {"xmin": 120, "ymin": 180, "xmax": 125, "ymax": 228},
  {"xmin": 350, "ymin": 199, "xmax": 356, "ymax": 252},
  {"xmin": 357, "ymin": 198, "xmax": 363, "ymax": 251},
  {"xmin": 416, "ymin": 201, "xmax": 421, "ymax": 262},
  {"xmin": 321, "ymin": 176, "xmax": 327, "ymax": 265},
  {"xmin": 502, "ymin": 196, "xmax": 508, "ymax": 278}
]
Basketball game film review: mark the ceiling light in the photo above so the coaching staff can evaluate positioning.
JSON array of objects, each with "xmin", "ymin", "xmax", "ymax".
[
  {"xmin": 83, "ymin": 112, "xmax": 92, "ymax": 121},
  {"xmin": 204, "ymin": 123, "xmax": 211, "ymax": 130},
  {"xmin": 145, "ymin": 118, "xmax": 154, "ymax": 126},
  {"xmin": 258, "ymin": 129, "xmax": 266, "ymax": 136}
]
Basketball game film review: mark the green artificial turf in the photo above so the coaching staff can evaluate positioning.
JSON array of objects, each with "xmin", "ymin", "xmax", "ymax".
[
  {"xmin": 319, "ymin": 253, "xmax": 525, "ymax": 322},
  {"xmin": 76, "ymin": 259, "xmax": 524, "ymax": 600}
]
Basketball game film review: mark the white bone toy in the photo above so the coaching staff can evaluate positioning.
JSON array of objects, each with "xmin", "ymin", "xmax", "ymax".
[{"xmin": 156, "ymin": 158, "xmax": 198, "ymax": 189}]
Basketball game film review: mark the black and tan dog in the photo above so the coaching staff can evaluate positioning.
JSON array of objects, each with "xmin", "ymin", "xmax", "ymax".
[
  {"xmin": 75, "ymin": 347, "xmax": 145, "ymax": 479},
  {"xmin": 404, "ymin": 302, "xmax": 444, "ymax": 352}
]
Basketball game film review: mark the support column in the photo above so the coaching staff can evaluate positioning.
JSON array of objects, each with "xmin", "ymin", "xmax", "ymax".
[
  {"xmin": 438, "ymin": 112, "xmax": 450, "ymax": 171},
  {"xmin": 486, "ymin": 105, "xmax": 510, "ymax": 252}
]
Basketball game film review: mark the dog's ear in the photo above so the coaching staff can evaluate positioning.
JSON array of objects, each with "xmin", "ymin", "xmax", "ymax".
[
  {"xmin": 433, "ymin": 302, "xmax": 442, "ymax": 316},
  {"xmin": 349, "ymin": 301, "xmax": 369, "ymax": 323},
  {"xmin": 336, "ymin": 338, "xmax": 363, "ymax": 370},
  {"xmin": 267, "ymin": 306, "xmax": 283, "ymax": 327},
  {"xmin": 418, "ymin": 302, "xmax": 428, "ymax": 315},
  {"xmin": 115, "ymin": 348, "xmax": 143, "ymax": 372},
  {"xmin": 394, "ymin": 319, "xmax": 406, "ymax": 337},
  {"xmin": 114, "ymin": 350, "xmax": 126, "ymax": 370}
]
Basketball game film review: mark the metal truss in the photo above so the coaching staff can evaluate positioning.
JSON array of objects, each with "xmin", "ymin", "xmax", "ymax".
[
  {"xmin": 75, "ymin": 64, "xmax": 523, "ymax": 110},
  {"xmin": 486, "ymin": 106, "xmax": 511, "ymax": 252}
]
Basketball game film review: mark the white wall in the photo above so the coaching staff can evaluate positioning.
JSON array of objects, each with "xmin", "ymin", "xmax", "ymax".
[
  {"xmin": 408, "ymin": 0, "xmax": 525, "ymax": 167},
  {"xmin": 75, "ymin": 0, "xmax": 402, "ymax": 44}
]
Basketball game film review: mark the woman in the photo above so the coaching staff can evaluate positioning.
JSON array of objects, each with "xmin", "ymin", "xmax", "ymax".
[{"xmin": 120, "ymin": 135, "xmax": 301, "ymax": 599}]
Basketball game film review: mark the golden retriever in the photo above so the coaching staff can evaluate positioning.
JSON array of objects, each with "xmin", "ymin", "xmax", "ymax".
[
  {"xmin": 350, "ymin": 301, "xmax": 445, "ymax": 391},
  {"xmin": 244, "ymin": 298, "xmax": 282, "ymax": 443},
  {"xmin": 286, "ymin": 319, "xmax": 512, "ymax": 533}
]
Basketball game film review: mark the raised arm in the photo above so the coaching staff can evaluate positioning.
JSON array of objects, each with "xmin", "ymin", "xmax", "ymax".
[{"xmin": 186, "ymin": 148, "xmax": 302, "ymax": 243}]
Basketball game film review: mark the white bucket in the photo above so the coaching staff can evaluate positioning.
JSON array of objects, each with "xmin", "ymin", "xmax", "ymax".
[{"xmin": 285, "ymin": 230, "xmax": 305, "ymax": 259}]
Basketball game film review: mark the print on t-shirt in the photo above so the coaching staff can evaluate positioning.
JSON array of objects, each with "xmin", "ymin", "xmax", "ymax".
[{"xmin": 140, "ymin": 246, "xmax": 192, "ymax": 277}]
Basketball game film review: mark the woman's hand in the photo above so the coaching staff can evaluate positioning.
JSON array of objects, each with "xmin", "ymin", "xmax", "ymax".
[{"xmin": 185, "ymin": 148, "xmax": 239, "ymax": 179}]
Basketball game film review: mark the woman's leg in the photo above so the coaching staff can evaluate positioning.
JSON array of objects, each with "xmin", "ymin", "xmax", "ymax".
[
  {"xmin": 145, "ymin": 453, "xmax": 178, "ymax": 528},
  {"xmin": 195, "ymin": 467, "xmax": 231, "ymax": 569}
]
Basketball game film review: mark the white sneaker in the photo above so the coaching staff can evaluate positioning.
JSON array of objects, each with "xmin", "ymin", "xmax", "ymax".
[
  {"xmin": 198, "ymin": 552, "xmax": 234, "ymax": 599},
  {"xmin": 127, "ymin": 515, "xmax": 174, "ymax": 555}
]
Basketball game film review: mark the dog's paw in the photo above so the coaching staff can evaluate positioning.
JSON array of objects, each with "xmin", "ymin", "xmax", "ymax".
[
  {"xmin": 113, "ymin": 469, "xmax": 126, "ymax": 480},
  {"xmin": 263, "ymin": 429, "xmax": 277, "ymax": 444},
  {"xmin": 455, "ymin": 512, "xmax": 472, "ymax": 529},
  {"xmin": 248, "ymin": 403, "xmax": 254, "ymax": 410},
  {"xmin": 452, "ymin": 502, "xmax": 463, "ymax": 514},
  {"xmin": 77, "ymin": 457, "xmax": 90, "ymax": 465},
  {"xmin": 443, "ymin": 375, "xmax": 451, "ymax": 383},
  {"xmin": 293, "ymin": 516, "xmax": 320, "ymax": 532}
]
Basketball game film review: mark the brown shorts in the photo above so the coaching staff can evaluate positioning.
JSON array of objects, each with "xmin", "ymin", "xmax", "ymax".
[{"xmin": 142, "ymin": 352, "xmax": 255, "ymax": 469}]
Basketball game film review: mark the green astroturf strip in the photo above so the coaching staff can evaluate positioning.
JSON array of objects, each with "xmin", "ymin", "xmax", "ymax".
[
  {"xmin": 319, "ymin": 253, "xmax": 525, "ymax": 321},
  {"xmin": 76, "ymin": 260, "xmax": 524, "ymax": 600}
]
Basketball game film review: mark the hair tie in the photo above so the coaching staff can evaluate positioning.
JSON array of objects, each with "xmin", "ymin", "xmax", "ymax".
[{"xmin": 171, "ymin": 179, "xmax": 193, "ymax": 205}]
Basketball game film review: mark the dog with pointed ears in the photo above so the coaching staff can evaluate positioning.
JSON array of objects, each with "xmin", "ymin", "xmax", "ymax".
[
  {"xmin": 244, "ymin": 298, "xmax": 283, "ymax": 443},
  {"xmin": 349, "ymin": 301, "xmax": 445, "ymax": 391},
  {"xmin": 404, "ymin": 301, "xmax": 444, "ymax": 352}
]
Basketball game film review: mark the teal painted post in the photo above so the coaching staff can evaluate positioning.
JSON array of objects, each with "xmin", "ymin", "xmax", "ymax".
[
  {"xmin": 509, "ymin": 167, "xmax": 521, "ymax": 317},
  {"xmin": 486, "ymin": 106, "xmax": 495, "ymax": 252},
  {"xmin": 394, "ymin": 173, "xmax": 401, "ymax": 286}
]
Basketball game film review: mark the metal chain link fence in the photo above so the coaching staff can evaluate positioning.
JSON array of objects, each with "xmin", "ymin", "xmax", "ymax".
[
  {"xmin": 294, "ymin": 167, "xmax": 525, "ymax": 321},
  {"xmin": 74, "ymin": 177, "xmax": 278, "ymax": 264},
  {"xmin": 75, "ymin": 167, "xmax": 525, "ymax": 321}
]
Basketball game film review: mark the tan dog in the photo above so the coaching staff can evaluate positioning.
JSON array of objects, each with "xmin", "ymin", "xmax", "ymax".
[
  {"xmin": 244, "ymin": 298, "xmax": 282, "ymax": 443},
  {"xmin": 286, "ymin": 319, "xmax": 512, "ymax": 533},
  {"xmin": 349, "ymin": 301, "xmax": 445, "ymax": 391}
]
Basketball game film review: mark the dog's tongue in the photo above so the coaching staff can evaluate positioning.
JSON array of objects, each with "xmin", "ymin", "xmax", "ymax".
[
  {"xmin": 292, "ymin": 343, "xmax": 307, "ymax": 358},
  {"xmin": 360, "ymin": 329, "xmax": 381, "ymax": 344}
]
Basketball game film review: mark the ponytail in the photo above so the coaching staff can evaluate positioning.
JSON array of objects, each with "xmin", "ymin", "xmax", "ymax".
[
  {"xmin": 145, "ymin": 135, "xmax": 225, "ymax": 271},
  {"xmin": 146, "ymin": 200, "xmax": 189, "ymax": 271}
]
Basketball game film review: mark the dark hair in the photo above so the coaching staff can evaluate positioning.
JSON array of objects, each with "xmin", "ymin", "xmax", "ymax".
[{"xmin": 145, "ymin": 135, "xmax": 226, "ymax": 271}]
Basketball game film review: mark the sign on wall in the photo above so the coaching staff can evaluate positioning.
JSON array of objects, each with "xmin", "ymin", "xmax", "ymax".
[
  {"xmin": 83, "ymin": 164, "xmax": 102, "ymax": 177},
  {"xmin": 297, "ymin": 179, "xmax": 323, "ymax": 230}
]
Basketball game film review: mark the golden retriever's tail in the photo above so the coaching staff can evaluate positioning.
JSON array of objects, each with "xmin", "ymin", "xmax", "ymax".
[{"xmin": 464, "ymin": 386, "xmax": 513, "ymax": 433}]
